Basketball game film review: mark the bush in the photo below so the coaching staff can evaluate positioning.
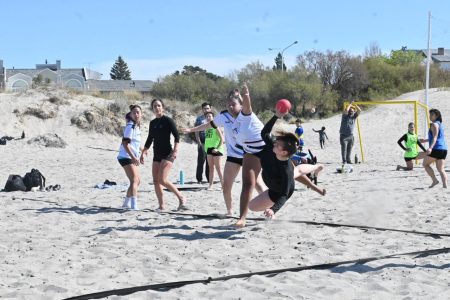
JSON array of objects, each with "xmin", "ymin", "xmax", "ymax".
[
  {"xmin": 22, "ymin": 107, "xmax": 56, "ymax": 119},
  {"xmin": 71, "ymin": 108, "xmax": 122, "ymax": 136},
  {"xmin": 258, "ymin": 110, "xmax": 275, "ymax": 124},
  {"xmin": 46, "ymin": 96, "xmax": 69, "ymax": 105}
]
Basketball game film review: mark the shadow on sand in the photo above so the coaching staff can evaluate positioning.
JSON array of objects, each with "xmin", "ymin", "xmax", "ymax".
[
  {"xmin": 22, "ymin": 205, "xmax": 132, "ymax": 215},
  {"xmin": 155, "ymin": 230, "xmax": 244, "ymax": 241},
  {"xmin": 331, "ymin": 262, "xmax": 450, "ymax": 274}
]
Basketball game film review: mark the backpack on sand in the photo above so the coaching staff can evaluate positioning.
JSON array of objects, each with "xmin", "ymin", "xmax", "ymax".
[
  {"xmin": 23, "ymin": 169, "xmax": 46, "ymax": 191},
  {"xmin": 3, "ymin": 175, "xmax": 27, "ymax": 192}
]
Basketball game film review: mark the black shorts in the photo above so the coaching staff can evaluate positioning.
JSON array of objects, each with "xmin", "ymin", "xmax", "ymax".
[
  {"xmin": 428, "ymin": 149, "xmax": 447, "ymax": 160},
  {"xmin": 153, "ymin": 153, "xmax": 174, "ymax": 162},
  {"xmin": 404, "ymin": 156, "xmax": 418, "ymax": 162},
  {"xmin": 206, "ymin": 148, "xmax": 223, "ymax": 156},
  {"xmin": 118, "ymin": 158, "xmax": 133, "ymax": 166},
  {"xmin": 226, "ymin": 156, "xmax": 243, "ymax": 166}
]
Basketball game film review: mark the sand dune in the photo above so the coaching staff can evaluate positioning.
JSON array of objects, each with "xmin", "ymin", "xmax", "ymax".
[{"xmin": 0, "ymin": 88, "xmax": 449, "ymax": 299}]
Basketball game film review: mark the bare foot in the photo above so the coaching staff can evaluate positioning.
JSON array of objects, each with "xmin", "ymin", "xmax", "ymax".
[
  {"xmin": 177, "ymin": 204, "xmax": 190, "ymax": 211},
  {"xmin": 234, "ymin": 218, "xmax": 246, "ymax": 228},
  {"xmin": 179, "ymin": 195, "xmax": 187, "ymax": 205},
  {"xmin": 429, "ymin": 180, "xmax": 439, "ymax": 188},
  {"xmin": 155, "ymin": 207, "xmax": 166, "ymax": 213}
]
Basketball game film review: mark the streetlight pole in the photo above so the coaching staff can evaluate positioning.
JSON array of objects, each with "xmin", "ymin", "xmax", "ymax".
[
  {"xmin": 425, "ymin": 11, "xmax": 432, "ymax": 137},
  {"xmin": 281, "ymin": 41, "xmax": 298, "ymax": 72}
]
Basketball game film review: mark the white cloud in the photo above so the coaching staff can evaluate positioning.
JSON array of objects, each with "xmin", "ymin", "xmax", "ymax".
[{"xmin": 93, "ymin": 54, "xmax": 298, "ymax": 81}]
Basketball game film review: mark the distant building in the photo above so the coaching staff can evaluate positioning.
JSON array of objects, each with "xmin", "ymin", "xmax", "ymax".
[
  {"xmin": 86, "ymin": 79, "xmax": 153, "ymax": 95},
  {"xmin": 0, "ymin": 59, "xmax": 154, "ymax": 93},
  {"xmin": 406, "ymin": 47, "xmax": 450, "ymax": 70},
  {"xmin": 425, "ymin": 47, "xmax": 450, "ymax": 70},
  {"xmin": 0, "ymin": 60, "xmax": 5, "ymax": 90}
]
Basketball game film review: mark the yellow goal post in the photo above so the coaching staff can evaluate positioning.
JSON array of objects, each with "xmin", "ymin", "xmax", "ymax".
[{"xmin": 343, "ymin": 100, "xmax": 430, "ymax": 163}]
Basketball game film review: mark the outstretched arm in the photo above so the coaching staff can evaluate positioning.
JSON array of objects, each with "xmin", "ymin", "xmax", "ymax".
[
  {"xmin": 261, "ymin": 110, "xmax": 288, "ymax": 144},
  {"xmin": 181, "ymin": 121, "xmax": 212, "ymax": 134},
  {"xmin": 417, "ymin": 139, "xmax": 427, "ymax": 152},
  {"xmin": 261, "ymin": 115, "xmax": 278, "ymax": 144},
  {"xmin": 241, "ymin": 83, "xmax": 252, "ymax": 115}
]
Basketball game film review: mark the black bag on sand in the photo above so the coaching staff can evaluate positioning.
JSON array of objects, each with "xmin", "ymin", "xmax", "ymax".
[
  {"xmin": 3, "ymin": 175, "xmax": 27, "ymax": 192},
  {"xmin": 23, "ymin": 169, "xmax": 46, "ymax": 191}
]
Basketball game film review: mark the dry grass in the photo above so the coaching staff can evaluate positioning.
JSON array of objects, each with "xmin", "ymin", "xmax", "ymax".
[
  {"xmin": 22, "ymin": 107, "xmax": 57, "ymax": 119},
  {"xmin": 123, "ymin": 90, "xmax": 143, "ymax": 102},
  {"xmin": 71, "ymin": 108, "xmax": 123, "ymax": 136},
  {"xmin": 46, "ymin": 96, "xmax": 70, "ymax": 106},
  {"xmin": 27, "ymin": 133, "xmax": 67, "ymax": 148}
]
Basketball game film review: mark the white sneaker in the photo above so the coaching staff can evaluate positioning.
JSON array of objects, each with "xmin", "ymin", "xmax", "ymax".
[{"xmin": 121, "ymin": 197, "xmax": 131, "ymax": 209}]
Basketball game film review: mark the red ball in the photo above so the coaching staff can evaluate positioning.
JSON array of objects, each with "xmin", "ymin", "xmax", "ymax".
[{"xmin": 276, "ymin": 99, "xmax": 291, "ymax": 113}]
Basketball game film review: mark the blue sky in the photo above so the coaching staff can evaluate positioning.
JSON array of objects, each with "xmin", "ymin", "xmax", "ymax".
[{"xmin": 2, "ymin": 0, "xmax": 450, "ymax": 80}]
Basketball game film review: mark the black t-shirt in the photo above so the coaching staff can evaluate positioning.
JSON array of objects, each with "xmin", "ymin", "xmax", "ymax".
[
  {"xmin": 144, "ymin": 115, "xmax": 180, "ymax": 157},
  {"xmin": 259, "ymin": 115, "xmax": 295, "ymax": 213}
]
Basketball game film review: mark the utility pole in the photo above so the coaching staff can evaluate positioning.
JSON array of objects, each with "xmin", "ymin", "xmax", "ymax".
[{"xmin": 425, "ymin": 11, "xmax": 432, "ymax": 136}]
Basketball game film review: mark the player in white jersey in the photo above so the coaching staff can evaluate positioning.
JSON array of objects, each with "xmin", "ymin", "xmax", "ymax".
[
  {"xmin": 182, "ymin": 90, "xmax": 264, "ymax": 215},
  {"xmin": 232, "ymin": 106, "xmax": 265, "ymax": 154},
  {"xmin": 233, "ymin": 83, "xmax": 266, "ymax": 227},
  {"xmin": 117, "ymin": 105, "xmax": 142, "ymax": 210}
]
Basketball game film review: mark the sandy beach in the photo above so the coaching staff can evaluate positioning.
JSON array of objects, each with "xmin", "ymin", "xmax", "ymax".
[{"xmin": 1, "ymin": 88, "xmax": 449, "ymax": 299}]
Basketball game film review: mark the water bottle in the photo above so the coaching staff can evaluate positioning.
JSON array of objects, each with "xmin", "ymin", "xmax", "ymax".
[
  {"xmin": 354, "ymin": 154, "xmax": 358, "ymax": 164},
  {"xmin": 179, "ymin": 170, "xmax": 185, "ymax": 185}
]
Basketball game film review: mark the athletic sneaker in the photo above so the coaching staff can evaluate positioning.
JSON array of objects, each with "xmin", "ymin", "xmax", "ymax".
[
  {"xmin": 130, "ymin": 198, "xmax": 138, "ymax": 210},
  {"xmin": 121, "ymin": 197, "xmax": 131, "ymax": 209}
]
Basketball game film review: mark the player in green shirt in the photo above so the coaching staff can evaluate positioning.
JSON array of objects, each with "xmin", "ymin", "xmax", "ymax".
[
  {"xmin": 396, "ymin": 122, "xmax": 426, "ymax": 171},
  {"xmin": 204, "ymin": 112, "xmax": 225, "ymax": 190}
]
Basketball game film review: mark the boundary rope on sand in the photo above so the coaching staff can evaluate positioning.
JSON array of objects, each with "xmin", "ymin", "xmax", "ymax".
[
  {"xmin": 64, "ymin": 246, "xmax": 450, "ymax": 300},
  {"xmin": 13, "ymin": 198, "xmax": 450, "ymax": 238},
  {"xmin": 152, "ymin": 209, "xmax": 450, "ymax": 239}
]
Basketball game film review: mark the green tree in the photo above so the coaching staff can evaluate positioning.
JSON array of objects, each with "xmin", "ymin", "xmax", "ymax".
[
  {"xmin": 273, "ymin": 53, "xmax": 286, "ymax": 71},
  {"xmin": 32, "ymin": 74, "xmax": 43, "ymax": 88},
  {"xmin": 179, "ymin": 65, "xmax": 222, "ymax": 81},
  {"xmin": 151, "ymin": 67, "xmax": 233, "ymax": 105},
  {"xmin": 297, "ymin": 50, "xmax": 368, "ymax": 105},
  {"xmin": 386, "ymin": 50, "xmax": 423, "ymax": 66},
  {"xmin": 364, "ymin": 41, "xmax": 383, "ymax": 59},
  {"xmin": 110, "ymin": 56, "xmax": 132, "ymax": 80}
]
